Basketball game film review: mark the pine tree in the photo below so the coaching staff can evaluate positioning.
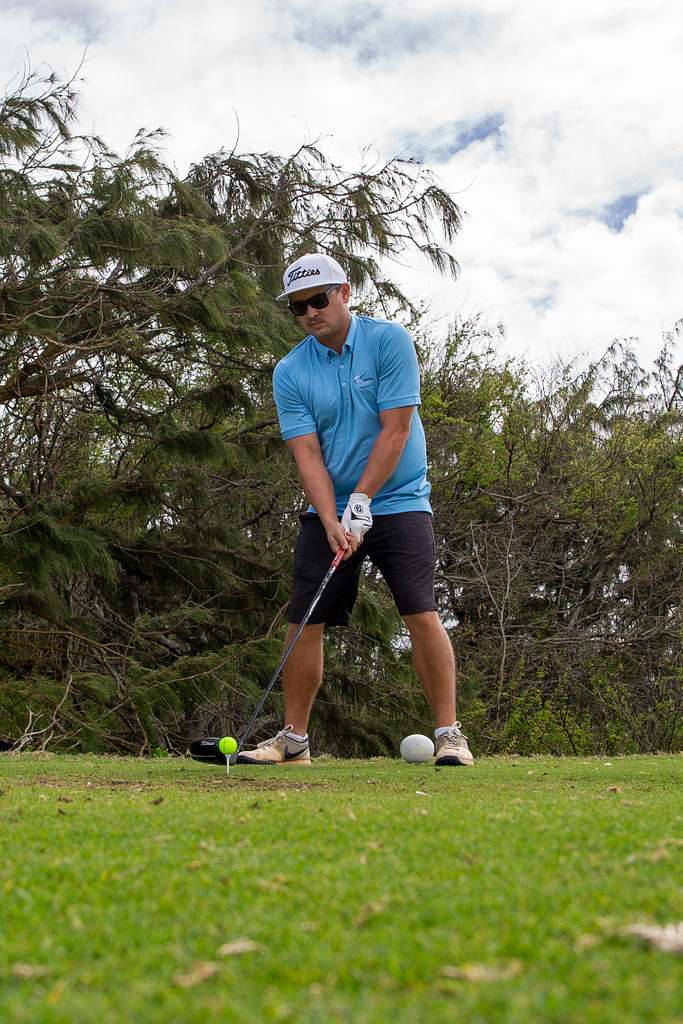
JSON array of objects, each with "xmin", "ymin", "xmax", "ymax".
[{"xmin": 0, "ymin": 65, "xmax": 462, "ymax": 753}]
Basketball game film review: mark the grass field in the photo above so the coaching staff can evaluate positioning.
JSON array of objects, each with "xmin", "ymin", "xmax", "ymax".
[{"xmin": 1, "ymin": 752, "xmax": 681, "ymax": 1023}]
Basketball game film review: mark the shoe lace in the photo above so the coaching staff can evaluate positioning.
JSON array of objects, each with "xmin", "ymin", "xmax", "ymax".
[
  {"xmin": 256, "ymin": 725, "xmax": 295, "ymax": 749},
  {"xmin": 445, "ymin": 721, "xmax": 468, "ymax": 744}
]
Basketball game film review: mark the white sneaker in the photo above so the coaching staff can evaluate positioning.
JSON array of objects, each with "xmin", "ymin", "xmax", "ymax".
[
  {"xmin": 434, "ymin": 722, "xmax": 474, "ymax": 766},
  {"xmin": 236, "ymin": 726, "xmax": 311, "ymax": 766}
]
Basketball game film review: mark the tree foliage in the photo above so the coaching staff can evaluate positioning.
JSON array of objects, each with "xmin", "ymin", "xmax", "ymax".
[
  {"xmin": 423, "ymin": 319, "xmax": 682, "ymax": 754},
  {"xmin": 0, "ymin": 67, "xmax": 680, "ymax": 756},
  {"xmin": 0, "ymin": 66, "xmax": 460, "ymax": 754}
]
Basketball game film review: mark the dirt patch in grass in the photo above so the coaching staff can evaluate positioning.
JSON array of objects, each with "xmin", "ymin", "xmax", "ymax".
[{"xmin": 8, "ymin": 774, "xmax": 330, "ymax": 793}]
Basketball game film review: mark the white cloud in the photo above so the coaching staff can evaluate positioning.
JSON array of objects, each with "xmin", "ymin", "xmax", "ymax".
[{"xmin": 1, "ymin": 0, "xmax": 681, "ymax": 368}]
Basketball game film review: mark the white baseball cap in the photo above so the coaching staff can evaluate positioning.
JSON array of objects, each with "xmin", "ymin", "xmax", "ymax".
[{"xmin": 277, "ymin": 253, "xmax": 348, "ymax": 301}]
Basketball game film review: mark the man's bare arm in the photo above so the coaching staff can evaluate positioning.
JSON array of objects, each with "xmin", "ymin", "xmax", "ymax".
[
  {"xmin": 354, "ymin": 406, "xmax": 414, "ymax": 498},
  {"xmin": 286, "ymin": 433, "xmax": 359, "ymax": 558}
]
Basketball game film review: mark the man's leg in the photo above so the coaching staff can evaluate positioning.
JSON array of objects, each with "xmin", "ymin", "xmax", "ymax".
[
  {"xmin": 366, "ymin": 513, "xmax": 474, "ymax": 765},
  {"xmin": 402, "ymin": 610, "xmax": 474, "ymax": 766},
  {"xmin": 237, "ymin": 513, "xmax": 362, "ymax": 765},
  {"xmin": 236, "ymin": 622, "xmax": 324, "ymax": 765},
  {"xmin": 282, "ymin": 621, "xmax": 325, "ymax": 735},
  {"xmin": 402, "ymin": 611, "xmax": 456, "ymax": 727}
]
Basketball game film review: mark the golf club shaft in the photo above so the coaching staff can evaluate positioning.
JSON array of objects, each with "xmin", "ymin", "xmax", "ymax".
[{"xmin": 235, "ymin": 545, "xmax": 346, "ymax": 754}]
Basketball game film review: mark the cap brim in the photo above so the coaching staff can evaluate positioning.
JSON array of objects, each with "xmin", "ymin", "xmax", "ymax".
[{"xmin": 276, "ymin": 281, "xmax": 346, "ymax": 302}]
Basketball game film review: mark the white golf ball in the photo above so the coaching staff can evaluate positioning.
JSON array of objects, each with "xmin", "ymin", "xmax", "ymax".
[{"xmin": 400, "ymin": 734, "xmax": 435, "ymax": 763}]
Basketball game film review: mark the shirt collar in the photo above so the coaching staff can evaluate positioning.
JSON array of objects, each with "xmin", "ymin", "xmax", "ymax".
[{"xmin": 310, "ymin": 313, "xmax": 357, "ymax": 359}]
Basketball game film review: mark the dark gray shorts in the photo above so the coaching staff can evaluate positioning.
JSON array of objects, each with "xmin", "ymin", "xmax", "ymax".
[{"xmin": 289, "ymin": 511, "xmax": 437, "ymax": 626}]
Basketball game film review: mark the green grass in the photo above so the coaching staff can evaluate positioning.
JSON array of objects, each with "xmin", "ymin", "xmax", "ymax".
[{"xmin": 1, "ymin": 753, "xmax": 682, "ymax": 1023}]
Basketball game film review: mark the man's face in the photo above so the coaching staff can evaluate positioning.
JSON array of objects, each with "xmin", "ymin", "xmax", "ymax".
[{"xmin": 289, "ymin": 283, "xmax": 351, "ymax": 342}]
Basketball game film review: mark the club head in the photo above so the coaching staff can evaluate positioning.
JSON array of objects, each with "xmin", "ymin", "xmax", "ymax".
[{"xmin": 189, "ymin": 737, "xmax": 239, "ymax": 766}]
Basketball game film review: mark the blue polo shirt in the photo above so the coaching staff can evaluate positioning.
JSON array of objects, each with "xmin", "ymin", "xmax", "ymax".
[{"xmin": 273, "ymin": 314, "xmax": 432, "ymax": 515}]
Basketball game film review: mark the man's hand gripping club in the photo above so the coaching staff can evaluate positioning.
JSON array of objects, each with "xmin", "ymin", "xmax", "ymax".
[
  {"xmin": 341, "ymin": 492, "xmax": 373, "ymax": 543},
  {"xmin": 322, "ymin": 494, "xmax": 372, "ymax": 562},
  {"xmin": 285, "ymin": 434, "xmax": 372, "ymax": 562}
]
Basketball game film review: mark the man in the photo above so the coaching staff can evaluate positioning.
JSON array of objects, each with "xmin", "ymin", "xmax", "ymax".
[{"xmin": 237, "ymin": 253, "xmax": 473, "ymax": 767}]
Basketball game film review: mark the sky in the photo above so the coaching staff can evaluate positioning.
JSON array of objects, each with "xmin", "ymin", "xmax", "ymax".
[{"xmin": 2, "ymin": 0, "xmax": 682, "ymax": 370}]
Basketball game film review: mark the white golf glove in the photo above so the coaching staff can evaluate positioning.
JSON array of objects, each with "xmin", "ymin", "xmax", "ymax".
[{"xmin": 341, "ymin": 492, "xmax": 373, "ymax": 542}]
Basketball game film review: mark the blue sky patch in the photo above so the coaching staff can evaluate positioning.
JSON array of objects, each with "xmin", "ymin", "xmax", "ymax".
[
  {"xmin": 597, "ymin": 192, "xmax": 644, "ymax": 231},
  {"xmin": 278, "ymin": 3, "xmax": 490, "ymax": 64},
  {"xmin": 400, "ymin": 113, "xmax": 505, "ymax": 162}
]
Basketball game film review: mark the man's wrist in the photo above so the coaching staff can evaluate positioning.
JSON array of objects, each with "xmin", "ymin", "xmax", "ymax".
[{"xmin": 320, "ymin": 511, "xmax": 340, "ymax": 529}]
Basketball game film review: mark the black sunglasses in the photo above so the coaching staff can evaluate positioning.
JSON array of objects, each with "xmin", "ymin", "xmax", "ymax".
[{"xmin": 288, "ymin": 284, "xmax": 340, "ymax": 317}]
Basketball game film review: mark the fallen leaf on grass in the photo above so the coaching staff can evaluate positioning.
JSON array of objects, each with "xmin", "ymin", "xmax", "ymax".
[
  {"xmin": 68, "ymin": 910, "xmax": 84, "ymax": 931},
  {"xmin": 46, "ymin": 979, "xmax": 67, "ymax": 1005},
  {"xmin": 187, "ymin": 860, "xmax": 203, "ymax": 870},
  {"xmin": 151, "ymin": 797, "xmax": 164, "ymax": 805},
  {"xmin": 626, "ymin": 838, "xmax": 683, "ymax": 864},
  {"xmin": 217, "ymin": 938, "xmax": 263, "ymax": 956},
  {"xmin": 172, "ymin": 961, "xmax": 220, "ymax": 987},
  {"xmin": 346, "ymin": 806, "xmax": 357, "ymax": 821},
  {"xmin": 606, "ymin": 786, "xmax": 623, "ymax": 794},
  {"xmin": 621, "ymin": 922, "xmax": 683, "ymax": 954},
  {"xmin": 416, "ymin": 791, "xmax": 429, "ymax": 797},
  {"xmin": 358, "ymin": 839, "xmax": 384, "ymax": 864},
  {"xmin": 12, "ymin": 963, "xmax": 51, "ymax": 979},
  {"xmin": 440, "ymin": 961, "xmax": 522, "ymax": 983},
  {"xmin": 574, "ymin": 933, "xmax": 603, "ymax": 951},
  {"xmin": 256, "ymin": 874, "xmax": 288, "ymax": 892},
  {"xmin": 353, "ymin": 897, "xmax": 390, "ymax": 928}
]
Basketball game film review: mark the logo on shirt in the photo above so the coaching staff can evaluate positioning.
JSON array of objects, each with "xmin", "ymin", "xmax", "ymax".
[
  {"xmin": 286, "ymin": 266, "xmax": 321, "ymax": 286},
  {"xmin": 354, "ymin": 373, "xmax": 374, "ymax": 390}
]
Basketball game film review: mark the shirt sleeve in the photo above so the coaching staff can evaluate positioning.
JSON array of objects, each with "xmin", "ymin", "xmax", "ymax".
[
  {"xmin": 376, "ymin": 323, "xmax": 422, "ymax": 411},
  {"xmin": 272, "ymin": 363, "xmax": 317, "ymax": 441}
]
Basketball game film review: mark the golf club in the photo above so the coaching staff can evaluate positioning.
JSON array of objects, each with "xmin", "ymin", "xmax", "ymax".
[{"xmin": 190, "ymin": 544, "xmax": 346, "ymax": 766}]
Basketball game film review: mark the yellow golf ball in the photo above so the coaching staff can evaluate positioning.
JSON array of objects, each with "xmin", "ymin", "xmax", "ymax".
[{"xmin": 218, "ymin": 736, "xmax": 237, "ymax": 756}]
